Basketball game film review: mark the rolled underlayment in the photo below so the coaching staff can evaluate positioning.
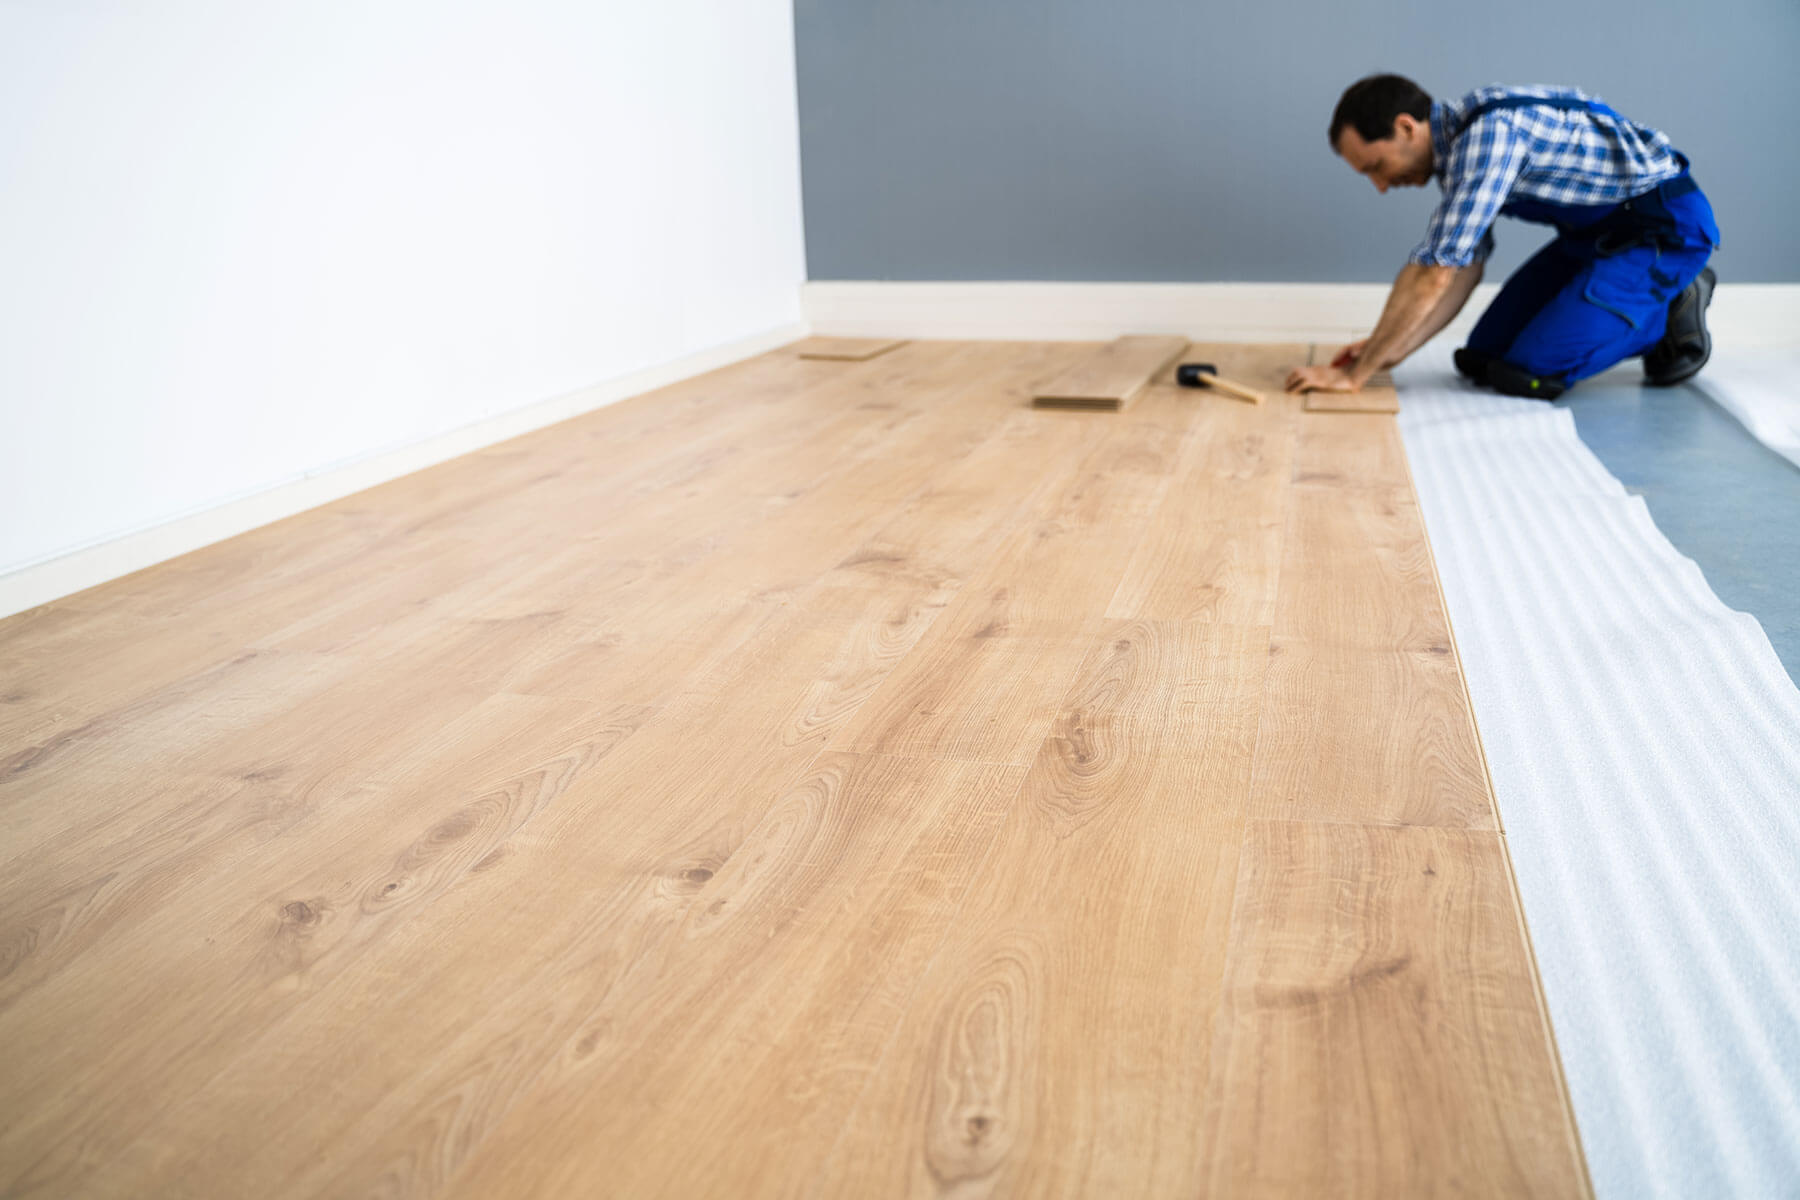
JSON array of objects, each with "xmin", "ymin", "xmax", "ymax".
[{"xmin": 1392, "ymin": 344, "xmax": 1800, "ymax": 1197}]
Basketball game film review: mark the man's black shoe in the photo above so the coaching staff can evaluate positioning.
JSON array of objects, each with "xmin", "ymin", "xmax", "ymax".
[
  {"xmin": 1644, "ymin": 266, "xmax": 1716, "ymax": 386},
  {"xmin": 1454, "ymin": 346, "xmax": 1496, "ymax": 385}
]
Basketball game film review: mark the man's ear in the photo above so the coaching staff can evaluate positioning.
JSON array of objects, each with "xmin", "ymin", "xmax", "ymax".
[{"xmin": 1392, "ymin": 113, "xmax": 1420, "ymax": 141}]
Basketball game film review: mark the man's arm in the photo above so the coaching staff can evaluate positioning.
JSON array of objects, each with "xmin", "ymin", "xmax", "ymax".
[
  {"xmin": 1352, "ymin": 262, "xmax": 1459, "ymax": 381},
  {"xmin": 1285, "ymin": 262, "xmax": 1469, "ymax": 392},
  {"xmin": 1371, "ymin": 260, "xmax": 1484, "ymax": 366}
]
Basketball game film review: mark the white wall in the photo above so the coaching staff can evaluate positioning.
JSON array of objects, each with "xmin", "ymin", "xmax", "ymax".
[{"xmin": 0, "ymin": 0, "xmax": 806, "ymax": 582}]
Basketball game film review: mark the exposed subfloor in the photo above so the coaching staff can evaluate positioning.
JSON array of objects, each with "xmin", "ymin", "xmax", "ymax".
[
  {"xmin": 0, "ymin": 342, "xmax": 1586, "ymax": 1197},
  {"xmin": 1559, "ymin": 360, "xmax": 1800, "ymax": 681}
]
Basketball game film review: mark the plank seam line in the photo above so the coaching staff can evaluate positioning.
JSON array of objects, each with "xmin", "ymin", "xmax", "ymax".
[{"xmin": 1391, "ymin": 369, "xmax": 1598, "ymax": 1199}]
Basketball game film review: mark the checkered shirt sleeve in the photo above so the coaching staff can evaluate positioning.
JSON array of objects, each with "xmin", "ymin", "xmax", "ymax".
[{"xmin": 1410, "ymin": 114, "xmax": 1530, "ymax": 269}]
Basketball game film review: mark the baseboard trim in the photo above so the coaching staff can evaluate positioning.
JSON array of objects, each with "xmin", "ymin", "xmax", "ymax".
[
  {"xmin": 0, "ymin": 321, "xmax": 808, "ymax": 620},
  {"xmin": 802, "ymin": 280, "xmax": 1800, "ymax": 348}
]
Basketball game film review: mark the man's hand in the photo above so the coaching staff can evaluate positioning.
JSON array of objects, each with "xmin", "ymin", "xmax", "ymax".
[
  {"xmin": 1284, "ymin": 364, "xmax": 1362, "ymax": 394},
  {"xmin": 1284, "ymin": 261, "xmax": 1477, "ymax": 395}
]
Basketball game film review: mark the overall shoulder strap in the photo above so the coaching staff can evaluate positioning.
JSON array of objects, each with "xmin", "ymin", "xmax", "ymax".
[{"xmin": 1451, "ymin": 94, "xmax": 1611, "ymax": 138}]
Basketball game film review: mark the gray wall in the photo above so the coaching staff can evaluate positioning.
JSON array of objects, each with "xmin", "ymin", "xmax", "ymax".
[{"xmin": 795, "ymin": 0, "xmax": 1799, "ymax": 282}]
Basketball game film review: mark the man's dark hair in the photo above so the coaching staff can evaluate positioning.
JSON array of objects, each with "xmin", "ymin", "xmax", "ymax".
[{"xmin": 1329, "ymin": 74, "xmax": 1433, "ymax": 148}]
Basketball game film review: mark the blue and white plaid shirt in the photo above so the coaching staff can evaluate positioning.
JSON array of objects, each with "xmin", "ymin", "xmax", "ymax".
[{"xmin": 1412, "ymin": 85, "xmax": 1687, "ymax": 269}]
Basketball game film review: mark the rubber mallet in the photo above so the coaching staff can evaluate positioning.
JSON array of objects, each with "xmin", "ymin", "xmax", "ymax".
[{"xmin": 1176, "ymin": 362, "xmax": 1264, "ymax": 405}]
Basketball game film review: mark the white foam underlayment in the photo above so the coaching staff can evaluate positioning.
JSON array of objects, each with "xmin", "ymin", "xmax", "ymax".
[
  {"xmin": 1694, "ymin": 345, "xmax": 1800, "ymax": 471},
  {"xmin": 1393, "ymin": 345, "xmax": 1800, "ymax": 1197}
]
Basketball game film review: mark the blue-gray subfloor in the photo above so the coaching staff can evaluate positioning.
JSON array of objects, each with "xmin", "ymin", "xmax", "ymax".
[{"xmin": 1557, "ymin": 364, "xmax": 1800, "ymax": 683}]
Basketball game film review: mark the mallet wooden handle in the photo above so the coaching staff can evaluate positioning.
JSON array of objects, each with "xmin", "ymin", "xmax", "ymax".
[
  {"xmin": 1201, "ymin": 373, "xmax": 1264, "ymax": 405},
  {"xmin": 1175, "ymin": 362, "xmax": 1264, "ymax": 405}
]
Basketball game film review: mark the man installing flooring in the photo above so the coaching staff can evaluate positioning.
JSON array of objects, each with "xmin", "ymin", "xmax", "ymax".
[{"xmin": 1285, "ymin": 74, "xmax": 1720, "ymax": 400}]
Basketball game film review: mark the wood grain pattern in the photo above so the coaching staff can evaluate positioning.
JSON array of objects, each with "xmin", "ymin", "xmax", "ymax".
[
  {"xmin": 1248, "ymin": 636, "xmax": 1495, "ymax": 828},
  {"xmin": 816, "ymin": 621, "xmax": 1269, "ymax": 1196},
  {"xmin": 1030, "ymin": 335, "xmax": 1188, "ymax": 411},
  {"xmin": 0, "ymin": 339, "xmax": 1586, "ymax": 1198},
  {"xmin": 1292, "ymin": 411, "xmax": 1411, "ymax": 490},
  {"xmin": 1107, "ymin": 344, "xmax": 1303, "ymax": 626},
  {"xmin": 829, "ymin": 407, "xmax": 1188, "ymax": 764},
  {"xmin": 1201, "ymin": 820, "xmax": 1584, "ymax": 1198},
  {"xmin": 27, "ymin": 577, "xmax": 959, "ymax": 1198},
  {"xmin": 437, "ymin": 752, "xmax": 1025, "ymax": 1200},
  {"xmin": 1273, "ymin": 484, "xmax": 1453, "ymax": 651},
  {"xmin": 793, "ymin": 336, "xmax": 910, "ymax": 360}
]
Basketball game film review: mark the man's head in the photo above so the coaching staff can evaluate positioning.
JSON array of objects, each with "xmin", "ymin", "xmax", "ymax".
[{"xmin": 1329, "ymin": 74, "xmax": 1435, "ymax": 192}]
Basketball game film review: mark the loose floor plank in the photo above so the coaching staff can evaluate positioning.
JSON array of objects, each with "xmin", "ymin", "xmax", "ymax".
[
  {"xmin": 793, "ymin": 336, "xmax": 909, "ymax": 361},
  {"xmin": 1030, "ymin": 335, "xmax": 1188, "ymax": 411},
  {"xmin": 1305, "ymin": 384, "xmax": 1400, "ymax": 414}
]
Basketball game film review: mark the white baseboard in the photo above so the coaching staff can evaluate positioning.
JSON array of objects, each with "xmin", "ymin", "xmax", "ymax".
[
  {"xmin": 802, "ymin": 280, "xmax": 1800, "ymax": 349},
  {"xmin": 0, "ymin": 321, "xmax": 807, "ymax": 620}
]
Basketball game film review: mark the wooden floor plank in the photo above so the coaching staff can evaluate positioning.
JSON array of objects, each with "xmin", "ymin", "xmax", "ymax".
[
  {"xmin": 1292, "ymin": 410, "xmax": 1412, "ymax": 490},
  {"xmin": 793, "ymin": 335, "xmax": 910, "ymax": 360},
  {"xmin": 1107, "ymin": 369, "xmax": 1302, "ymax": 624},
  {"xmin": 1272, "ymin": 484, "xmax": 1453, "ymax": 651},
  {"xmin": 1247, "ymin": 637, "xmax": 1495, "ymax": 828},
  {"xmin": 1201, "ymin": 820, "xmax": 1585, "ymax": 1197},
  {"xmin": 829, "ymin": 411, "xmax": 1191, "ymax": 764},
  {"xmin": 1030, "ymin": 335, "xmax": 1188, "ymax": 411},
  {"xmin": 2, "ymin": 647, "xmax": 363, "ymax": 855},
  {"xmin": 1107, "ymin": 347, "xmax": 1305, "ymax": 627},
  {"xmin": 1256, "ymin": 417, "xmax": 1495, "ymax": 827},
  {"xmin": 0, "ymin": 668, "xmax": 541, "ymax": 994}
]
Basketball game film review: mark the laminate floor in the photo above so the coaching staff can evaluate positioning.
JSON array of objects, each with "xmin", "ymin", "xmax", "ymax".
[{"xmin": 0, "ymin": 341, "xmax": 1589, "ymax": 1198}]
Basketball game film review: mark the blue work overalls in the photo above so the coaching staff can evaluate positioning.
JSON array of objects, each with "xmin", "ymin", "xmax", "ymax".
[{"xmin": 1456, "ymin": 96, "xmax": 1721, "ymax": 386}]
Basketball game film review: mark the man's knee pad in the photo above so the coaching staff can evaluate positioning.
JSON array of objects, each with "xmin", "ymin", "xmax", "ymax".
[{"xmin": 1486, "ymin": 358, "xmax": 1567, "ymax": 401}]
